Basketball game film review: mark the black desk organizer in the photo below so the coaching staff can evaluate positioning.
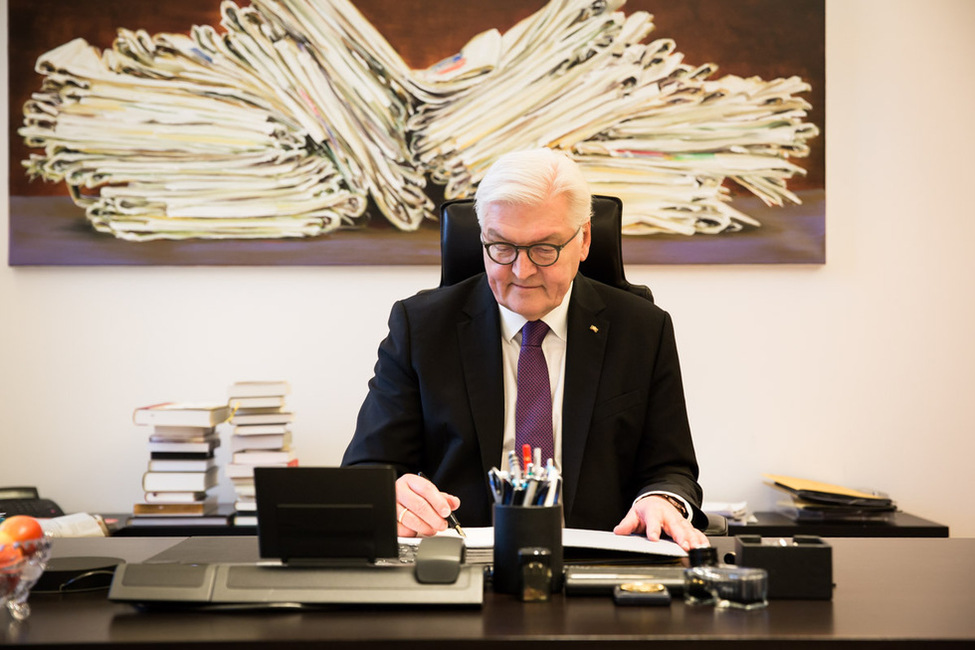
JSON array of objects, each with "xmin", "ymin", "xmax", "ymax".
[{"xmin": 733, "ymin": 535, "xmax": 833, "ymax": 599}]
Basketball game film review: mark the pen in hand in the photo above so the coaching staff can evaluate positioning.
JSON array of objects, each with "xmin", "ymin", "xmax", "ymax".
[{"xmin": 417, "ymin": 472, "xmax": 466, "ymax": 538}]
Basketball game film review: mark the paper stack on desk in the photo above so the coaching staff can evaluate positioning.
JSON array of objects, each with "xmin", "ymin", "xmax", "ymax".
[
  {"xmin": 703, "ymin": 500, "xmax": 753, "ymax": 523},
  {"xmin": 398, "ymin": 527, "xmax": 686, "ymax": 565},
  {"xmin": 764, "ymin": 474, "xmax": 897, "ymax": 523}
]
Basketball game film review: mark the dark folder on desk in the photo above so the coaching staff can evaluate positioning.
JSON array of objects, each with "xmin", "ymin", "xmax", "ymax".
[
  {"xmin": 764, "ymin": 473, "xmax": 896, "ymax": 523},
  {"xmin": 764, "ymin": 474, "xmax": 893, "ymax": 508}
]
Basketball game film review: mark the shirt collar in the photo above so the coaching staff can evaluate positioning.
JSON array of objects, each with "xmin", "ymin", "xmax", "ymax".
[{"xmin": 498, "ymin": 281, "xmax": 573, "ymax": 343}]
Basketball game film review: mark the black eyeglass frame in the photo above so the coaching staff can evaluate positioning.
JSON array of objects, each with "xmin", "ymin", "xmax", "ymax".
[{"xmin": 481, "ymin": 227, "xmax": 582, "ymax": 267}]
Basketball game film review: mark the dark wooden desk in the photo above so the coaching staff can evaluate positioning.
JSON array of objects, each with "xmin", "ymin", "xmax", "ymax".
[
  {"xmin": 111, "ymin": 509, "xmax": 949, "ymax": 539},
  {"xmin": 728, "ymin": 511, "xmax": 949, "ymax": 538},
  {"xmin": 4, "ymin": 536, "xmax": 974, "ymax": 647}
]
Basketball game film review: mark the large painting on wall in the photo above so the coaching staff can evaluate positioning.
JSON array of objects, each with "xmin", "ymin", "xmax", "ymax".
[{"xmin": 7, "ymin": 0, "xmax": 824, "ymax": 266}]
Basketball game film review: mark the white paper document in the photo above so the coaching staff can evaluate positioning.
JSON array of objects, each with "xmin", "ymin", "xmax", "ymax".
[
  {"xmin": 401, "ymin": 526, "xmax": 686, "ymax": 559},
  {"xmin": 562, "ymin": 528, "xmax": 686, "ymax": 558}
]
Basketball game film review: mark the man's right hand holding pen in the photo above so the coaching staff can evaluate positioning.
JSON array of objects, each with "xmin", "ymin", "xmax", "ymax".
[{"xmin": 395, "ymin": 473, "xmax": 462, "ymax": 538}]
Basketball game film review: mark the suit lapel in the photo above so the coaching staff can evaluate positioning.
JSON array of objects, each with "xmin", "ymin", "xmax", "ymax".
[
  {"xmin": 561, "ymin": 275, "xmax": 609, "ymax": 519},
  {"xmin": 457, "ymin": 277, "xmax": 505, "ymax": 481}
]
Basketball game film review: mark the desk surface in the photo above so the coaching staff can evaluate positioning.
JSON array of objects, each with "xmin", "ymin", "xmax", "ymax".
[
  {"xmin": 4, "ymin": 536, "xmax": 974, "ymax": 648},
  {"xmin": 112, "ymin": 509, "xmax": 950, "ymax": 538}
]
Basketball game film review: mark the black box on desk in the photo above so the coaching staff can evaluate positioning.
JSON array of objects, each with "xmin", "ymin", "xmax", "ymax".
[{"xmin": 734, "ymin": 535, "xmax": 833, "ymax": 599}]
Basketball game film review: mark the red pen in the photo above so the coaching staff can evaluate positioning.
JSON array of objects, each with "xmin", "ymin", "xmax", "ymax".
[{"xmin": 522, "ymin": 444, "xmax": 533, "ymax": 472}]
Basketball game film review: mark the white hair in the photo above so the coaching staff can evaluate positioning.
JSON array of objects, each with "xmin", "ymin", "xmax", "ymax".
[{"xmin": 474, "ymin": 148, "xmax": 592, "ymax": 228}]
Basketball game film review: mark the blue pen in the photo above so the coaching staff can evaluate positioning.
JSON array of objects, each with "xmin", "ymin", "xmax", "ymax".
[
  {"xmin": 488, "ymin": 467, "xmax": 504, "ymax": 504},
  {"xmin": 489, "ymin": 467, "xmax": 512, "ymax": 505},
  {"xmin": 543, "ymin": 463, "xmax": 562, "ymax": 507}
]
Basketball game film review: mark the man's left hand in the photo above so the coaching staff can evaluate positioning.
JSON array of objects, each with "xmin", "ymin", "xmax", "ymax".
[{"xmin": 613, "ymin": 495, "xmax": 709, "ymax": 550}]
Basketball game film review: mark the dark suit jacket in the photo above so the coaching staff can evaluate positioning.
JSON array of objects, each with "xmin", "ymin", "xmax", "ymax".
[{"xmin": 342, "ymin": 273, "xmax": 706, "ymax": 531}]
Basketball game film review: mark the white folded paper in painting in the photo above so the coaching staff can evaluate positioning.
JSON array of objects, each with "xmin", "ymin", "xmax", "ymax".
[
  {"xmin": 19, "ymin": 0, "xmax": 819, "ymax": 241},
  {"xmin": 410, "ymin": 3, "xmax": 819, "ymax": 236}
]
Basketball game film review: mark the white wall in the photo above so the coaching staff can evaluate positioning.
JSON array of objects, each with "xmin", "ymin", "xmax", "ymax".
[{"xmin": 2, "ymin": 0, "xmax": 974, "ymax": 536}]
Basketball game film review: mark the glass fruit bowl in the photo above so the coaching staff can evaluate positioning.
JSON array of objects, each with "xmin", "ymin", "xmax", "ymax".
[{"xmin": 0, "ymin": 535, "xmax": 52, "ymax": 621}]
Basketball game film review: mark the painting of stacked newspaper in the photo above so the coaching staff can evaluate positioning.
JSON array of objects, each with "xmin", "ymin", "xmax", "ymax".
[{"xmin": 8, "ymin": 0, "xmax": 824, "ymax": 265}]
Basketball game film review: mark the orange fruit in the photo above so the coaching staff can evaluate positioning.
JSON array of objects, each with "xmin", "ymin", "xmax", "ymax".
[
  {"xmin": 0, "ymin": 543, "xmax": 22, "ymax": 595},
  {"xmin": 0, "ymin": 516, "xmax": 43, "ymax": 544},
  {"xmin": 0, "ymin": 543, "xmax": 22, "ymax": 569}
]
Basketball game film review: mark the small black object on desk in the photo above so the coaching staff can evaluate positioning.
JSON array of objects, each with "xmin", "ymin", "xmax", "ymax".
[
  {"xmin": 727, "ymin": 511, "xmax": 949, "ymax": 538},
  {"xmin": 733, "ymin": 535, "xmax": 833, "ymax": 600},
  {"xmin": 34, "ymin": 556, "xmax": 123, "ymax": 593}
]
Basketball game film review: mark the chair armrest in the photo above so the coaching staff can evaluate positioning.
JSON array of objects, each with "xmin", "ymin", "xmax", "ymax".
[{"xmin": 704, "ymin": 512, "xmax": 729, "ymax": 537}]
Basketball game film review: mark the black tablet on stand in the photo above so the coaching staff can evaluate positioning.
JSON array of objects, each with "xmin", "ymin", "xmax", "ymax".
[{"xmin": 254, "ymin": 465, "xmax": 398, "ymax": 564}]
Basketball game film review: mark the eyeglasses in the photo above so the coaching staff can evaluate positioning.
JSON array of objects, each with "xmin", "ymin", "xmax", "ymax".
[{"xmin": 482, "ymin": 227, "xmax": 581, "ymax": 267}]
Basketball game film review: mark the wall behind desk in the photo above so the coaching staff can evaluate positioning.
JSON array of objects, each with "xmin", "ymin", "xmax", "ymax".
[{"xmin": 2, "ymin": 0, "xmax": 974, "ymax": 536}]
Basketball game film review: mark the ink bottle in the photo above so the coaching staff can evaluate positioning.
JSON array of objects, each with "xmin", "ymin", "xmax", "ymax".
[
  {"xmin": 518, "ymin": 546, "xmax": 552, "ymax": 602},
  {"xmin": 683, "ymin": 547, "xmax": 768, "ymax": 610}
]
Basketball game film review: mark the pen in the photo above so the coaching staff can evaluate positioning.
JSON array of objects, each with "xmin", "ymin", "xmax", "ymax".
[
  {"xmin": 521, "ymin": 475, "xmax": 539, "ymax": 506},
  {"xmin": 508, "ymin": 450, "xmax": 523, "ymax": 485},
  {"xmin": 417, "ymin": 472, "xmax": 466, "ymax": 537},
  {"xmin": 488, "ymin": 467, "xmax": 504, "ymax": 504},
  {"xmin": 522, "ymin": 444, "xmax": 533, "ymax": 473}
]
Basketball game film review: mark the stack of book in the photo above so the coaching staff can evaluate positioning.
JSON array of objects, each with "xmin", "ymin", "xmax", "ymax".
[
  {"xmin": 226, "ymin": 381, "xmax": 297, "ymax": 526},
  {"xmin": 130, "ymin": 402, "xmax": 231, "ymax": 527},
  {"xmin": 764, "ymin": 474, "xmax": 897, "ymax": 523}
]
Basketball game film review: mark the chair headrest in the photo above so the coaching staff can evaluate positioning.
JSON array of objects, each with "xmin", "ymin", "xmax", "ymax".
[{"xmin": 438, "ymin": 195, "xmax": 652, "ymax": 302}]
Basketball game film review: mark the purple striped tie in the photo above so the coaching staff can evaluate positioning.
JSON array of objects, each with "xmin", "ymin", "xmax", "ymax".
[{"xmin": 515, "ymin": 320, "xmax": 554, "ymax": 466}]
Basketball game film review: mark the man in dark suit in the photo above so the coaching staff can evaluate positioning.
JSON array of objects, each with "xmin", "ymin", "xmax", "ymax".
[{"xmin": 343, "ymin": 149, "xmax": 708, "ymax": 550}]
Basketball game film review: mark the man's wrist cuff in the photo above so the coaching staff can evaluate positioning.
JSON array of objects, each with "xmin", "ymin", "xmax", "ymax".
[{"xmin": 635, "ymin": 491, "xmax": 691, "ymax": 519}]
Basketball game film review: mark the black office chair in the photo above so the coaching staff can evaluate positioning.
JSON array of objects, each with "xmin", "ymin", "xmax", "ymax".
[
  {"xmin": 438, "ymin": 195, "xmax": 728, "ymax": 537},
  {"xmin": 438, "ymin": 195, "xmax": 653, "ymax": 302}
]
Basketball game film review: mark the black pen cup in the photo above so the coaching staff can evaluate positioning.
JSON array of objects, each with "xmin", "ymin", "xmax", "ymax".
[{"xmin": 493, "ymin": 504, "xmax": 563, "ymax": 595}]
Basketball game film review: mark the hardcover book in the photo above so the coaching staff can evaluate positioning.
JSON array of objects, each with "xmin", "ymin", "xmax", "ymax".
[
  {"xmin": 142, "ymin": 466, "xmax": 219, "ymax": 492},
  {"xmin": 147, "ymin": 436, "xmax": 221, "ymax": 455},
  {"xmin": 132, "ymin": 498, "xmax": 218, "ymax": 516},
  {"xmin": 147, "ymin": 457, "xmax": 217, "ymax": 473},
  {"xmin": 227, "ymin": 381, "xmax": 291, "ymax": 399},
  {"xmin": 232, "ymin": 448, "xmax": 296, "ymax": 466},
  {"xmin": 134, "ymin": 402, "xmax": 231, "ymax": 428}
]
